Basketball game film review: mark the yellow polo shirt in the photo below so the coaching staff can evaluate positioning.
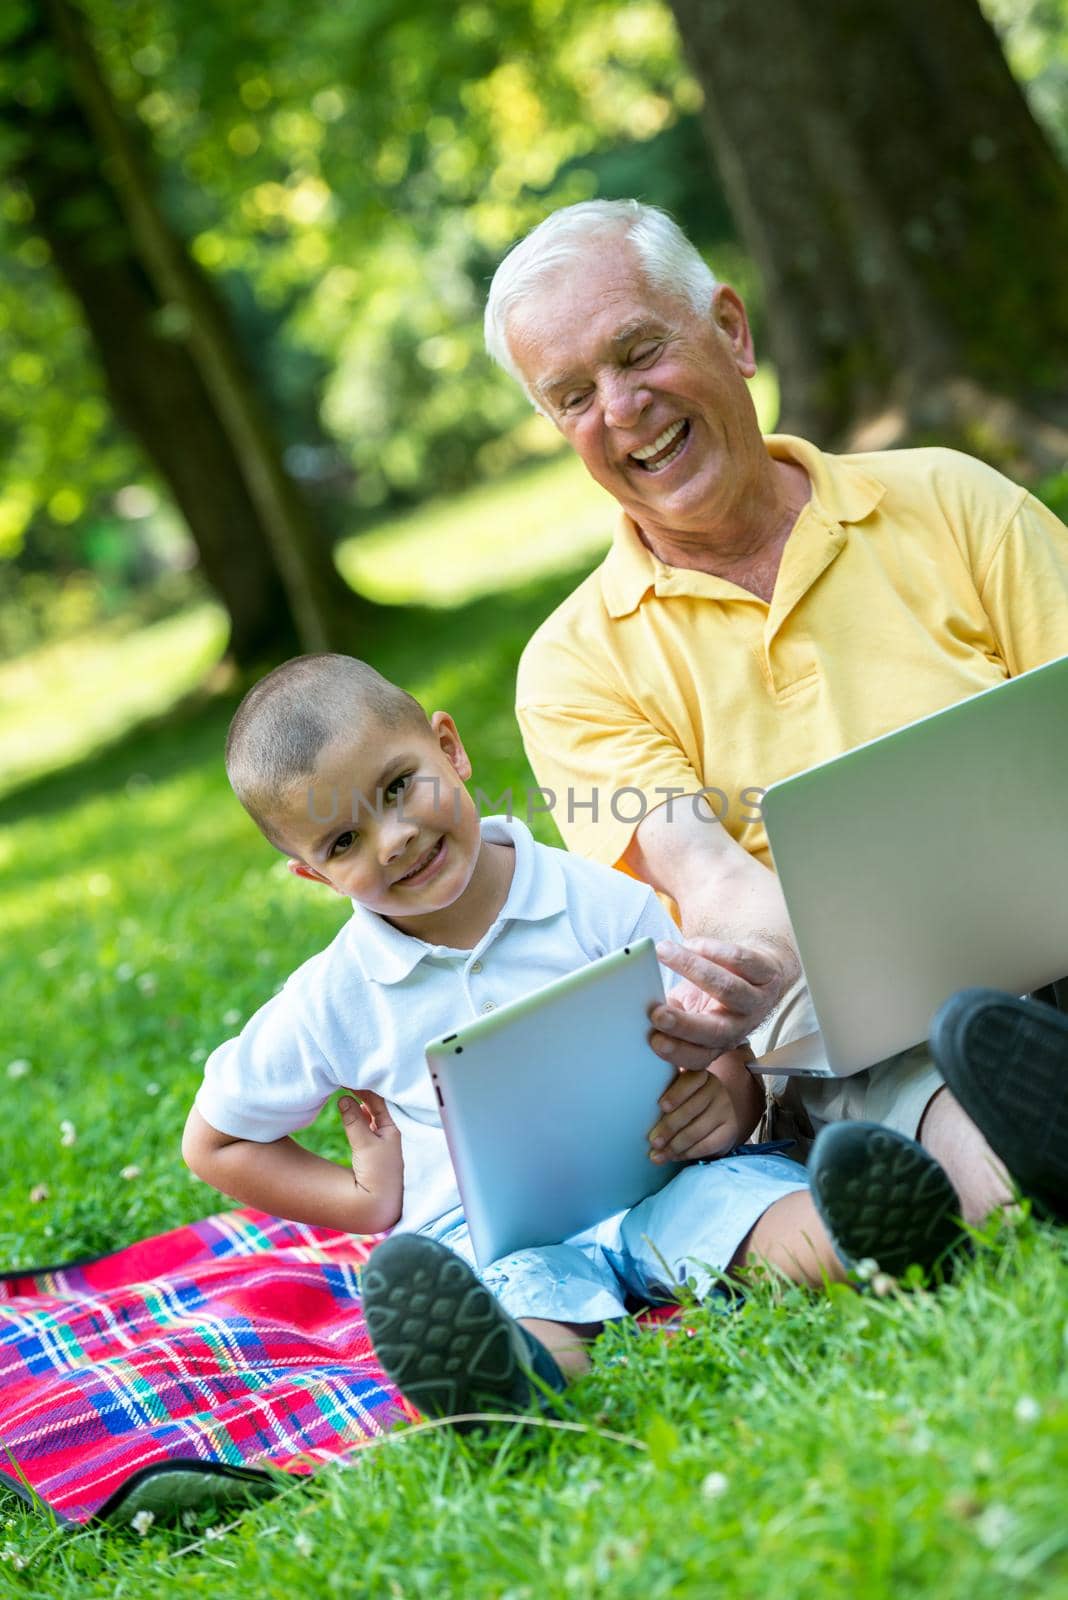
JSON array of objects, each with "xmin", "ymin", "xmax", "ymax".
[{"xmin": 516, "ymin": 436, "xmax": 1068, "ymax": 871}]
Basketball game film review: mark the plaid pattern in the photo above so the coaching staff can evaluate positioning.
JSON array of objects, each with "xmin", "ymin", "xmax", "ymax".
[{"xmin": 0, "ymin": 1209, "xmax": 413, "ymax": 1524}]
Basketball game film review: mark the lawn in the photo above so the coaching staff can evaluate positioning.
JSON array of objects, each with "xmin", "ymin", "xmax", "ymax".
[{"xmin": 1, "ymin": 455, "xmax": 1066, "ymax": 1598}]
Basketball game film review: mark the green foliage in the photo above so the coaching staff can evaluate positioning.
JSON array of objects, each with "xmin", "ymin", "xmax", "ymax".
[
  {"xmin": 984, "ymin": 0, "xmax": 1068, "ymax": 158},
  {"xmin": 1, "ymin": 0, "xmax": 722, "ymax": 581},
  {"xmin": 0, "ymin": 212, "xmax": 139, "ymax": 563}
]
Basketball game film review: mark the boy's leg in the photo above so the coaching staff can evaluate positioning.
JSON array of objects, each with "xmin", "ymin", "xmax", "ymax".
[
  {"xmin": 734, "ymin": 1123, "xmax": 964, "ymax": 1286},
  {"xmin": 729, "ymin": 1188, "xmax": 846, "ymax": 1286},
  {"xmin": 618, "ymin": 1126, "xmax": 964, "ymax": 1302},
  {"xmin": 362, "ymin": 1232, "xmax": 622, "ymax": 1420},
  {"xmin": 519, "ymin": 1318, "xmax": 595, "ymax": 1379}
]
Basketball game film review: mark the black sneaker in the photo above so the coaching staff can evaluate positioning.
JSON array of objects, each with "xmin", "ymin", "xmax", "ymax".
[
  {"xmin": 930, "ymin": 988, "xmax": 1068, "ymax": 1223},
  {"xmin": 808, "ymin": 1121, "xmax": 964, "ymax": 1280},
  {"xmin": 362, "ymin": 1233, "xmax": 566, "ymax": 1423}
]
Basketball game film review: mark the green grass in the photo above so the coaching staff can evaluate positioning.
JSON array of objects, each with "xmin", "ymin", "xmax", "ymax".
[
  {"xmin": 0, "ymin": 603, "xmax": 228, "ymax": 801},
  {"xmin": 335, "ymin": 451, "xmax": 619, "ymax": 606},
  {"xmin": 0, "ymin": 452, "xmax": 608, "ymax": 801},
  {"xmin": 1, "ymin": 451, "xmax": 1066, "ymax": 1597}
]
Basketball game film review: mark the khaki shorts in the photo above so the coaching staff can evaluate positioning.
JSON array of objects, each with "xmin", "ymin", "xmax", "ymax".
[{"xmin": 750, "ymin": 978, "xmax": 945, "ymax": 1146}]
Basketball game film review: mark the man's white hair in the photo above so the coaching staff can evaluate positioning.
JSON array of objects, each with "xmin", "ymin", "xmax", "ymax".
[{"xmin": 484, "ymin": 199, "xmax": 718, "ymax": 401}]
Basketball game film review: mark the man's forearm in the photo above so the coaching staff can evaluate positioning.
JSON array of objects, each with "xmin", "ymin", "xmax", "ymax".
[
  {"xmin": 626, "ymin": 801, "xmax": 801, "ymax": 980},
  {"xmin": 196, "ymin": 1134, "xmax": 401, "ymax": 1234},
  {"xmin": 678, "ymin": 856, "xmax": 801, "ymax": 987}
]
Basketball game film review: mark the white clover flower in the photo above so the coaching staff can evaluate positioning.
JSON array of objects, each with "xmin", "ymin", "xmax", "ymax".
[
  {"xmin": 1013, "ymin": 1395, "xmax": 1040, "ymax": 1425},
  {"xmin": 701, "ymin": 1471, "xmax": 729, "ymax": 1500},
  {"xmin": 6, "ymin": 1060, "xmax": 30, "ymax": 1080},
  {"xmin": 145, "ymin": 1082, "xmax": 161, "ymax": 1097},
  {"xmin": 188, "ymin": 1046, "xmax": 207, "ymax": 1064},
  {"xmin": 29, "ymin": 1183, "xmax": 50, "ymax": 1203},
  {"xmin": 59, "ymin": 1120, "xmax": 77, "ymax": 1148},
  {"xmin": 853, "ymin": 1257, "xmax": 879, "ymax": 1283},
  {"xmin": 871, "ymin": 1271, "xmax": 897, "ymax": 1298},
  {"xmin": 222, "ymin": 1008, "xmax": 242, "ymax": 1027},
  {"xmin": 293, "ymin": 1530, "xmax": 314, "ymax": 1557},
  {"xmin": 120, "ymin": 1164, "xmax": 142, "ymax": 1182},
  {"xmin": 131, "ymin": 1509, "xmax": 155, "ymax": 1536},
  {"xmin": 975, "ymin": 1503, "xmax": 1016, "ymax": 1550},
  {"xmin": 204, "ymin": 1525, "xmax": 225, "ymax": 1541},
  {"xmin": 115, "ymin": 962, "xmax": 135, "ymax": 982}
]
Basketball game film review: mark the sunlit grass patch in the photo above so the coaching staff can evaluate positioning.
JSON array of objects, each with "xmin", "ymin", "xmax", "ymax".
[
  {"xmin": 0, "ymin": 603, "xmax": 227, "ymax": 800},
  {"xmin": 336, "ymin": 453, "xmax": 619, "ymax": 606}
]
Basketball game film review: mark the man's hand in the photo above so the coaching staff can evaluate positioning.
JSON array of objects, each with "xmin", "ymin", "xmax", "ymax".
[
  {"xmin": 648, "ymin": 937, "xmax": 792, "ymax": 1068},
  {"xmin": 648, "ymin": 1068, "xmax": 741, "ymax": 1163},
  {"xmin": 339, "ymin": 1091, "xmax": 403, "ymax": 1218}
]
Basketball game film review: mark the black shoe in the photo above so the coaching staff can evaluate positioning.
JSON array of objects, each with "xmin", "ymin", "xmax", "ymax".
[
  {"xmin": 808, "ymin": 1121, "xmax": 964, "ymax": 1280},
  {"xmin": 930, "ymin": 988, "xmax": 1068, "ymax": 1223},
  {"xmin": 361, "ymin": 1234, "xmax": 566, "ymax": 1423}
]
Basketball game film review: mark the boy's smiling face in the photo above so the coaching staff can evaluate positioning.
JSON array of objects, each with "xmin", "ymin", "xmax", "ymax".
[{"xmin": 269, "ymin": 711, "xmax": 484, "ymax": 935}]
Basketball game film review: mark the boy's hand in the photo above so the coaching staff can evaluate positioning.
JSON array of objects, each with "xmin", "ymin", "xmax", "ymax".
[
  {"xmin": 648, "ymin": 1069, "xmax": 740, "ymax": 1163},
  {"xmin": 339, "ymin": 1091, "xmax": 403, "ymax": 1210}
]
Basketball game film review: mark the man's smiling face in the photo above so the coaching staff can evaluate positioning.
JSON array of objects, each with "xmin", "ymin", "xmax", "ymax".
[{"xmin": 504, "ymin": 245, "xmax": 765, "ymax": 544}]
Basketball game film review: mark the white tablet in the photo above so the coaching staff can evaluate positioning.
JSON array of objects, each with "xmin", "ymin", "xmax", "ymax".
[{"xmin": 425, "ymin": 938, "xmax": 682, "ymax": 1269}]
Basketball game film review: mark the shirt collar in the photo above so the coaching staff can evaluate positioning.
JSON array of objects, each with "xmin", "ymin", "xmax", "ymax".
[
  {"xmin": 598, "ymin": 433, "xmax": 887, "ymax": 619},
  {"xmin": 343, "ymin": 814, "xmax": 569, "ymax": 985}
]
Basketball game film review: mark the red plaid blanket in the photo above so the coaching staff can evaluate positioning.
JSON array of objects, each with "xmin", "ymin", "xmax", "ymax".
[{"xmin": 0, "ymin": 1208, "xmax": 412, "ymax": 1525}]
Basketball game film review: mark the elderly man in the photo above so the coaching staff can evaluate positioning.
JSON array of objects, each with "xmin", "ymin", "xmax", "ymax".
[{"xmin": 484, "ymin": 199, "xmax": 1068, "ymax": 1226}]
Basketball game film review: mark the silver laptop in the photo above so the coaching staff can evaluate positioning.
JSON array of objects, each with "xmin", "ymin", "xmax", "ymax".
[
  {"xmin": 752, "ymin": 652, "xmax": 1068, "ymax": 1079},
  {"xmin": 426, "ymin": 939, "xmax": 681, "ymax": 1268}
]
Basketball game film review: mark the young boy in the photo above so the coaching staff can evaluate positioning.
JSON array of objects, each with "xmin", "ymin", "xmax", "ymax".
[{"xmin": 184, "ymin": 654, "xmax": 962, "ymax": 1421}]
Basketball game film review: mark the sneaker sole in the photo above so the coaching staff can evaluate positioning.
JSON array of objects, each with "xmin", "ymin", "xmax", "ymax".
[
  {"xmin": 809, "ymin": 1121, "xmax": 963, "ymax": 1279},
  {"xmin": 362, "ymin": 1234, "xmax": 533, "ymax": 1420},
  {"xmin": 929, "ymin": 989, "xmax": 1068, "ymax": 1221}
]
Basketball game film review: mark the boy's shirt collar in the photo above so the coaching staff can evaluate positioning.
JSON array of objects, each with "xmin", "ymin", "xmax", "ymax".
[{"xmin": 345, "ymin": 815, "xmax": 568, "ymax": 984}]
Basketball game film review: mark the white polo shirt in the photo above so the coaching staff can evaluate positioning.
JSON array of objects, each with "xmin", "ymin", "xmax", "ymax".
[{"xmin": 195, "ymin": 815, "xmax": 677, "ymax": 1233}]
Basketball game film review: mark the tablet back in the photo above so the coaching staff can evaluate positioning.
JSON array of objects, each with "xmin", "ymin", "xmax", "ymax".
[{"xmin": 426, "ymin": 938, "xmax": 681, "ymax": 1268}]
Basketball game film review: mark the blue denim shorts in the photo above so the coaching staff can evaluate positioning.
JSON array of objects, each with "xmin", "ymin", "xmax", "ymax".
[{"xmin": 423, "ymin": 1149, "xmax": 809, "ymax": 1325}]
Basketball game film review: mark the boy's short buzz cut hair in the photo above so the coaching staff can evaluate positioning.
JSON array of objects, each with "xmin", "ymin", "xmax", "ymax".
[{"xmin": 225, "ymin": 653, "xmax": 429, "ymax": 850}]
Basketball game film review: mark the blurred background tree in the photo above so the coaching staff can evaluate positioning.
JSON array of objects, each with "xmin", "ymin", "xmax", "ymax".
[
  {"xmin": 3, "ymin": 0, "xmax": 363, "ymax": 661},
  {"xmin": 0, "ymin": 0, "xmax": 1064, "ymax": 667},
  {"xmin": 669, "ymin": 0, "xmax": 1068, "ymax": 459}
]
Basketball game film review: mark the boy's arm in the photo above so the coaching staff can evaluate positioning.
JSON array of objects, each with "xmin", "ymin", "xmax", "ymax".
[{"xmin": 182, "ymin": 1092, "xmax": 403, "ymax": 1234}]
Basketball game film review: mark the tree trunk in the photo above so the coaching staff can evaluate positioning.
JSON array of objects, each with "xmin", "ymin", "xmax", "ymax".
[
  {"xmin": 3, "ymin": 79, "xmax": 295, "ymax": 664},
  {"xmin": 667, "ymin": 0, "xmax": 1068, "ymax": 470},
  {"xmin": 4, "ymin": 0, "xmax": 369, "ymax": 663}
]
